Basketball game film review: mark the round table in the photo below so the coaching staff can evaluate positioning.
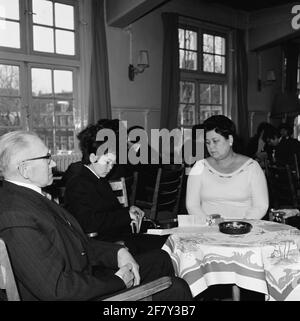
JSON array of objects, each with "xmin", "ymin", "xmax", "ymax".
[{"xmin": 162, "ymin": 219, "xmax": 300, "ymax": 301}]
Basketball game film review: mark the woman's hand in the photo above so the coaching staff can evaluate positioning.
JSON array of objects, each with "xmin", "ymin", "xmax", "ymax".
[
  {"xmin": 129, "ymin": 206, "xmax": 144, "ymax": 220},
  {"xmin": 129, "ymin": 206, "xmax": 145, "ymax": 231}
]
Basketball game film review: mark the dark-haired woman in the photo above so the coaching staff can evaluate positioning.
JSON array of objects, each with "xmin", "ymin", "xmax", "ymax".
[
  {"xmin": 64, "ymin": 124, "xmax": 168, "ymax": 255},
  {"xmin": 186, "ymin": 115, "xmax": 269, "ymax": 223}
]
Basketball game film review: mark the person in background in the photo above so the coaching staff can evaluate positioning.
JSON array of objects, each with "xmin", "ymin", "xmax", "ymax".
[
  {"xmin": 0, "ymin": 130, "xmax": 192, "ymax": 301},
  {"xmin": 186, "ymin": 115, "xmax": 269, "ymax": 223},
  {"xmin": 246, "ymin": 122, "xmax": 276, "ymax": 166},
  {"xmin": 126, "ymin": 125, "xmax": 162, "ymax": 203},
  {"xmin": 64, "ymin": 124, "xmax": 169, "ymax": 255},
  {"xmin": 275, "ymin": 123, "xmax": 300, "ymax": 167}
]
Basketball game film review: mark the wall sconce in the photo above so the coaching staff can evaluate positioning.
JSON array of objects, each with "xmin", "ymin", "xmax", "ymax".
[
  {"xmin": 258, "ymin": 69, "xmax": 276, "ymax": 91},
  {"xmin": 128, "ymin": 50, "xmax": 149, "ymax": 81}
]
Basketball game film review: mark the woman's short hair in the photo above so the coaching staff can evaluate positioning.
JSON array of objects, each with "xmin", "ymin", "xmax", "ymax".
[
  {"xmin": 77, "ymin": 124, "xmax": 104, "ymax": 165},
  {"xmin": 78, "ymin": 120, "xmax": 119, "ymax": 165},
  {"xmin": 203, "ymin": 115, "xmax": 236, "ymax": 139}
]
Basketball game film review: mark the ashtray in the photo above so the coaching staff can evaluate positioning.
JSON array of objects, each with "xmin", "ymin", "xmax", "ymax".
[{"xmin": 219, "ymin": 221, "xmax": 252, "ymax": 235}]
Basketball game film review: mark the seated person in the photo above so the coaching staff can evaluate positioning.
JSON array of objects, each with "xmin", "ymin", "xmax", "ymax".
[
  {"xmin": 0, "ymin": 130, "xmax": 192, "ymax": 301},
  {"xmin": 246, "ymin": 122, "xmax": 277, "ymax": 166},
  {"xmin": 61, "ymin": 118, "xmax": 127, "ymax": 186},
  {"xmin": 127, "ymin": 125, "xmax": 161, "ymax": 202},
  {"xmin": 275, "ymin": 123, "xmax": 300, "ymax": 167},
  {"xmin": 64, "ymin": 124, "xmax": 168, "ymax": 255},
  {"xmin": 186, "ymin": 115, "xmax": 269, "ymax": 223}
]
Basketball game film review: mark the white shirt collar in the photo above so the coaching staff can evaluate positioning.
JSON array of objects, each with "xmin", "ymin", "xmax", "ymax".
[
  {"xmin": 84, "ymin": 164, "xmax": 100, "ymax": 179},
  {"xmin": 6, "ymin": 179, "xmax": 43, "ymax": 195}
]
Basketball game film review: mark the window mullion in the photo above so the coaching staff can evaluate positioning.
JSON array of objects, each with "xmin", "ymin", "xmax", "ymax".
[{"xmin": 21, "ymin": 61, "xmax": 31, "ymax": 130}]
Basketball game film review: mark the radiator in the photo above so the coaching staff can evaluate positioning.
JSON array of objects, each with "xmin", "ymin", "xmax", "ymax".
[{"xmin": 52, "ymin": 152, "xmax": 82, "ymax": 172}]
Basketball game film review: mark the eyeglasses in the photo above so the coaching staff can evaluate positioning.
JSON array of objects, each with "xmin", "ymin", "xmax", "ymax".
[{"xmin": 21, "ymin": 152, "xmax": 52, "ymax": 165}]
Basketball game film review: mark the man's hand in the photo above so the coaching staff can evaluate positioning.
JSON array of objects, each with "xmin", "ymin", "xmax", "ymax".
[
  {"xmin": 129, "ymin": 206, "xmax": 145, "ymax": 232},
  {"xmin": 115, "ymin": 263, "xmax": 135, "ymax": 288},
  {"xmin": 117, "ymin": 247, "xmax": 140, "ymax": 286}
]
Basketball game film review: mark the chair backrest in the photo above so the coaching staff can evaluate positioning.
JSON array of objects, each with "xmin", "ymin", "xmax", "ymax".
[
  {"xmin": 109, "ymin": 172, "xmax": 138, "ymax": 208},
  {"xmin": 125, "ymin": 171, "xmax": 138, "ymax": 206},
  {"xmin": 102, "ymin": 276, "xmax": 172, "ymax": 301},
  {"xmin": 109, "ymin": 177, "xmax": 129, "ymax": 207},
  {"xmin": 266, "ymin": 164, "xmax": 298, "ymax": 208},
  {"xmin": 149, "ymin": 164, "xmax": 185, "ymax": 221},
  {"xmin": 0, "ymin": 238, "xmax": 20, "ymax": 301}
]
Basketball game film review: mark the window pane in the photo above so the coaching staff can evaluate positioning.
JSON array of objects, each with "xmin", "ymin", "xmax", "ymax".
[
  {"xmin": 33, "ymin": 26, "xmax": 54, "ymax": 52},
  {"xmin": 215, "ymin": 36, "xmax": 225, "ymax": 55},
  {"xmin": 211, "ymin": 84, "xmax": 222, "ymax": 104},
  {"xmin": 55, "ymin": 30, "xmax": 74, "ymax": 55},
  {"xmin": 211, "ymin": 105, "xmax": 222, "ymax": 115},
  {"xmin": 199, "ymin": 84, "xmax": 209, "ymax": 103},
  {"xmin": 203, "ymin": 54, "xmax": 214, "ymax": 72},
  {"xmin": 0, "ymin": 64, "xmax": 19, "ymax": 95},
  {"xmin": 203, "ymin": 34, "xmax": 214, "ymax": 53},
  {"xmin": 32, "ymin": 99, "xmax": 54, "ymax": 128},
  {"xmin": 55, "ymin": 99, "xmax": 73, "ymax": 114},
  {"xmin": 31, "ymin": 68, "xmax": 52, "ymax": 96},
  {"xmin": 214, "ymin": 55, "xmax": 225, "ymax": 74},
  {"xmin": 179, "ymin": 104, "xmax": 195, "ymax": 126},
  {"xmin": 54, "ymin": 70, "xmax": 73, "ymax": 95},
  {"xmin": 199, "ymin": 105, "xmax": 212, "ymax": 122},
  {"xmin": 0, "ymin": 20, "xmax": 20, "ymax": 48},
  {"xmin": 180, "ymin": 81, "xmax": 195, "ymax": 103},
  {"xmin": 0, "ymin": 0, "xmax": 19, "ymax": 20},
  {"xmin": 0, "ymin": 98, "xmax": 21, "ymax": 126},
  {"xmin": 55, "ymin": 129, "xmax": 74, "ymax": 151},
  {"xmin": 185, "ymin": 30, "xmax": 197, "ymax": 50},
  {"xmin": 181, "ymin": 50, "xmax": 197, "ymax": 70},
  {"xmin": 178, "ymin": 28, "xmax": 185, "ymax": 48},
  {"xmin": 36, "ymin": 128, "xmax": 54, "ymax": 151},
  {"xmin": 33, "ymin": 0, "xmax": 53, "ymax": 26},
  {"xmin": 55, "ymin": 3, "xmax": 74, "ymax": 30}
]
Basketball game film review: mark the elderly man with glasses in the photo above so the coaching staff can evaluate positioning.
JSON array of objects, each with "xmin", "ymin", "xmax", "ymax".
[{"xmin": 0, "ymin": 130, "xmax": 192, "ymax": 301}]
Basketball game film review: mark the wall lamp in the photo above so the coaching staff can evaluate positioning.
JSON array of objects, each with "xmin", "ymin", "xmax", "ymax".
[
  {"xmin": 128, "ymin": 50, "xmax": 149, "ymax": 81},
  {"xmin": 258, "ymin": 69, "xmax": 276, "ymax": 91}
]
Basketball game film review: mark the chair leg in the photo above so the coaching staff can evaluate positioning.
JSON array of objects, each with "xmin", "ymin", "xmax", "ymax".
[{"xmin": 232, "ymin": 285, "xmax": 240, "ymax": 301}]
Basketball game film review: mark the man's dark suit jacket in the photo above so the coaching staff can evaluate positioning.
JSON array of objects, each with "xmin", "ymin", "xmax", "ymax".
[
  {"xmin": 0, "ymin": 180, "xmax": 125, "ymax": 301},
  {"xmin": 64, "ymin": 166, "xmax": 132, "ymax": 242},
  {"xmin": 275, "ymin": 137, "xmax": 300, "ymax": 166}
]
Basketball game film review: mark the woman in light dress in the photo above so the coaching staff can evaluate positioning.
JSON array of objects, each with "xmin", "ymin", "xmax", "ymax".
[{"xmin": 186, "ymin": 115, "xmax": 269, "ymax": 223}]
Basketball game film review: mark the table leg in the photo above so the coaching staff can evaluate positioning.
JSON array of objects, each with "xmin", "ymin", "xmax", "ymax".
[{"xmin": 232, "ymin": 285, "xmax": 240, "ymax": 301}]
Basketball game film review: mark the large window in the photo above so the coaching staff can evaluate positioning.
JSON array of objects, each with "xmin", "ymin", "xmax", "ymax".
[
  {"xmin": 178, "ymin": 23, "xmax": 228, "ymax": 127},
  {"xmin": 0, "ymin": 0, "xmax": 82, "ymax": 154}
]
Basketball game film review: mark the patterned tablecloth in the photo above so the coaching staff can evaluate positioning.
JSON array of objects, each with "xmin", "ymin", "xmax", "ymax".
[{"xmin": 161, "ymin": 220, "xmax": 300, "ymax": 301}]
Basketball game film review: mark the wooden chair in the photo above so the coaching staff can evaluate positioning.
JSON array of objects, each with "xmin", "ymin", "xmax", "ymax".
[
  {"xmin": 109, "ymin": 171, "xmax": 138, "ymax": 207},
  {"xmin": 103, "ymin": 276, "xmax": 172, "ymax": 301},
  {"xmin": 135, "ymin": 164, "xmax": 185, "ymax": 224},
  {"xmin": 0, "ymin": 238, "xmax": 20, "ymax": 301},
  {"xmin": 0, "ymin": 237, "xmax": 171, "ymax": 301},
  {"xmin": 109, "ymin": 177, "xmax": 129, "ymax": 207}
]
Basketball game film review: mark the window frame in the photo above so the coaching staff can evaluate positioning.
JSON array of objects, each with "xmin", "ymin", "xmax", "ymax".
[
  {"xmin": 0, "ymin": 0, "xmax": 84, "ymax": 154},
  {"xmin": 28, "ymin": 0, "xmax": 80, "ymax": 59},
  {"xmin": 178, "ymin": 18, "xmax": 230, "ymax": 128}
]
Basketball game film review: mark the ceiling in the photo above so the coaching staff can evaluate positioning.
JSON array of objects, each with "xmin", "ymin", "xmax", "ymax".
[{"xmin": 209, "ymin": 0, "xmax": 296, "ymax": 11}]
